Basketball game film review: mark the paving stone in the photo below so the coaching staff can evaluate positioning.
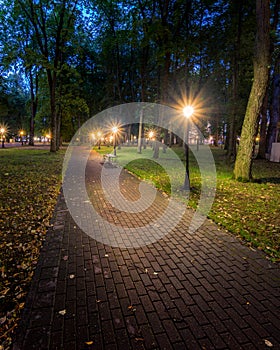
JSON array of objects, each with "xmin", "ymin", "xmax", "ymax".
[{"xmin": 13, "ymin": 151, "xmax": 280, "ymax": 350}]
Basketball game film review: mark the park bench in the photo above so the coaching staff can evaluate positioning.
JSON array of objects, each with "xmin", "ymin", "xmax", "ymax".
[{"xmin": 102, "ymin": 153, "xmax": 117, "ymax": 167}]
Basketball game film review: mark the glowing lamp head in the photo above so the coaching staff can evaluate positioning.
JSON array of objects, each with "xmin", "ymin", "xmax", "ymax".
[
  {"xmin": 112, "ymin": 126, "xmax": 118, "ymax": 134},
  {"xmin": 183, "ymin": 106, "xmax": 194, "ymax": 118},
  {"xmin": 0, "ymin": 128, "xmax": 5, "ymax": 134}
]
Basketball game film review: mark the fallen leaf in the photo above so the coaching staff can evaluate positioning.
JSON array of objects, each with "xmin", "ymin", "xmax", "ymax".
[
  {"xmin": 0, "ymin": 316, "xmax": 7, "ymax": 325},
  {"xmin": 128, "ymin": 305, "xmax": 136, "ymax": 312},
  {"xmin": 58, "ymin": 309, "xmax": 66, "ymax": 315},
  {"xmin": 264, "ymin": 339, "xmax": 273, "ymax": 347},
  {"xmin": 135, "ymin": 337, "xmax": 144, "ymax": 342},
  {"xmin": 85, "ymin": 341, "xmax": 94, "ymax": 345}
]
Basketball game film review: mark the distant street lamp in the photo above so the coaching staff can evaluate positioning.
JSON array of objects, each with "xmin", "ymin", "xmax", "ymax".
[
  {"xmin": 0, "ymin": 128, "xmax": 5, "ymax": 148},
  {"xmin": 97, "ymin": 131, "xmax": 102, "ymax": 149},
  {"xmin": 148, "ymin": 130, "xmax": 154, "ymax": 140},
  {"xmin": 182, "ymin": 106, "xmax": 194, "ymax": 190},
  {"xmin": 112, "ymin": 126, "xmax": 118, "ymax": 156},
  {"xmin": 20, "ymin": 130, "xmax": 24, "ymax": 145}
]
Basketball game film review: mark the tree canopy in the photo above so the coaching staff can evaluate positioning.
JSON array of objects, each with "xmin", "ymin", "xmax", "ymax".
[{"xmin": 0, "ymin": 0, "xmax": 279, "ymax": 162}]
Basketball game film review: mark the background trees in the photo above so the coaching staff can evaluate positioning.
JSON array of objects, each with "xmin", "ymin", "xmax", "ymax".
[{"xmin": 0, "ymin": 0, "xmax": 279, "ymax": 167}]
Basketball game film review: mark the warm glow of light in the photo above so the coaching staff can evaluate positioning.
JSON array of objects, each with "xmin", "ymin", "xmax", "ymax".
[
  {"xmin": 20, "ymin": 130, "xmax": 24, "ymax": 136},
  {"xmin": 112, "ymin": 126, "xmax": 118, "ymax": 134},
  {"xmin": 183, "ymin": 106, "xmax": 194, "ymax": 118},
  {"xmin": 148, "ymin": 131, "xmax": 154, "ymax": 139},
  {"xmin": 170, "ymin": 83, "xmax": 214, "ymax": 130},
  {"xmin": 46, "ymin": 134, "xmax": 50, "ymax": 139},
  {"xmin": 97, "ymin": 131, "xmax": 102, "ymax": 137},
  {"xmin": 0, "ymin": 128, "xmax": 5, "ymax": 134},
  {"xmin": 91, "ymin": 133, "xmax": 95, "ymax": 139}
]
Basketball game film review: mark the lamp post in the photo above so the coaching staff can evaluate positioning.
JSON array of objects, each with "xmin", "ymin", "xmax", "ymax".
[
  {"xmin": 97, "ymin": 131, "xmax": 102, "ymax": 149},
  {"xmin": 183, "ymin": 106, "xmax": 194, "ymax": 190},
  {"xmin": 20, "ymin": 130, "xmax": 24, "ymax": 145},
  {"xmin": 112, "ymin": 126, "xmax": 118, "ymax": 156},
  {"xmin": 0, "ymin": 128, "xmax": 5, "ymax": 148}
]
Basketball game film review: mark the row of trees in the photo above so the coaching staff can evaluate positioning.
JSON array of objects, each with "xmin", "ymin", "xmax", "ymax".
[{"xmin": 0, "ymin": 0, "xmax": 279, "ymax": 180}]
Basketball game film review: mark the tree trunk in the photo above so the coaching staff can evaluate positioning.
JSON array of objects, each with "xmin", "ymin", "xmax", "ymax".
[
  {"xmin": 47, "ymin": 70, "xmax": 57, "ymax": 153},
  {"xmin": 233, "ymin": 0, "xmax": 270, "ymax": 181},
  {"xmin": 258, "ymin": 0, "xmax": 280, "ymax": 158},
  {"xmin": 257, "ymin": 89, "xmax": 268, "ymax": 158},
  {"xmin": 266, "ymin": 71, "xmax": 280, "ymax": 154},
  {"xmin": 227, "ymin": 1, "xmax": 243, "ymax": 160},
  {"xmin": 28, "ymin": 70, "xmax": 38, "ymax": 146}
]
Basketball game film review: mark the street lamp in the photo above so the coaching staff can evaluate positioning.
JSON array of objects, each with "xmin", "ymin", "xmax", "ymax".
[
  {"xmin": 112, "ymin": 126, "xmax": 118, "ymax": 156},
  {"xmin": 0, "ymin": 128, "xmax": 5, "ymax": 148},
  {"xmin": 182, "ymin": 105, "xmax": 194, "ymax": 190},
  {"xmin": 148, "ymin": 130, "xmax": 154, "ymax": 140},
  {"xmin": 20, "ymin": 130, "xmax": 24, "ymax": 145},
  {"xmin": 97, "ymin": 131, "xmax": 102, "ymax": 149}
]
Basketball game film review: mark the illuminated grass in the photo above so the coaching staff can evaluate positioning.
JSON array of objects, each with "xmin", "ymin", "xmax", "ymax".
[{"xmin": 96, "ymin": 145, "xmax": 280, "ymax": 261}]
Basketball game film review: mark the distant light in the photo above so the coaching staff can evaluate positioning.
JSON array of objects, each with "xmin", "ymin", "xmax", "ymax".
[
  {"xmin": 112, "ymin": 126, "xmax": 118, "ymax": 134},
  {"xmin": 0, "ymin": 128, "xmax": 5, "ymax": 134},
  {"xmin": 183, "ymin": 106, "xmax": 194, "ymax": 118}
]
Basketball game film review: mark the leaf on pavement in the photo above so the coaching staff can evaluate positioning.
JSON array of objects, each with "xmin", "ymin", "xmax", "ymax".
[{"xmin": 264, "ymin": 339, "xmax": 273, "ymax": 347}]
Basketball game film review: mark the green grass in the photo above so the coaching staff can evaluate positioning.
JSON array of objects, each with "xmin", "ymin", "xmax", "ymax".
[
  {"xmin": 0, "ymin": 148, "xmax": 65, "ymax": 348},
  {"xmin": 96, "ymin": 145, "xmax": 280, "ymax": 261}
]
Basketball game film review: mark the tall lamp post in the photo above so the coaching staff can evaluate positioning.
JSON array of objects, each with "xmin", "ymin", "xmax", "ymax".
[
  {"xmin": 183, "ymin": 105, "xmax": 194, "ymax": 190},
  {"xmin": 0, "ymin": 128, "xmax": 5, "ymax": 148},
  {"xmin": 20, "ymin": 130, "xmax": 24, "ymax": 145},
  {"xmin": 112, "ymin": 126, "xmax": 118, "ymax": 156}
]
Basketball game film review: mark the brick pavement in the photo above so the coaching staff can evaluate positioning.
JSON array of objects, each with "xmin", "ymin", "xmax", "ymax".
[{"xmin": 13, "ymin": 150, "xmax": 280, "ymax": 349}]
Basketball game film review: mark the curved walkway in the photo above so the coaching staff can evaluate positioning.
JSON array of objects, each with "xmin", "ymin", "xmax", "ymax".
[{"xmin": 13, "ymin": 151, "xmax": 280, "ymax": 349}]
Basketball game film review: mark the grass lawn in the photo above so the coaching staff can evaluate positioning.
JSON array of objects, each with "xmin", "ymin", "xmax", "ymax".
[
  {"xmin": 95, "ymin": 144, "xmax": 280, "ymax": 261},
  {"xmin": 0, "ymin": 148, "xmax": 65, "ymax": 349}
]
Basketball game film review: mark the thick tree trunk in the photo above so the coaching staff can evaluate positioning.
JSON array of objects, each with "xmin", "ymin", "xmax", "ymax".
[{"xmin": 233, "ymin": 0, "xmax": 270, "ymax": 181}]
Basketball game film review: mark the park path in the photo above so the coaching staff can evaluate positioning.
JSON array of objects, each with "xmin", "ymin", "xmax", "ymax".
[{"xmin": 13, "ymin": 150, "xmax": 280, "ymax": 349}]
